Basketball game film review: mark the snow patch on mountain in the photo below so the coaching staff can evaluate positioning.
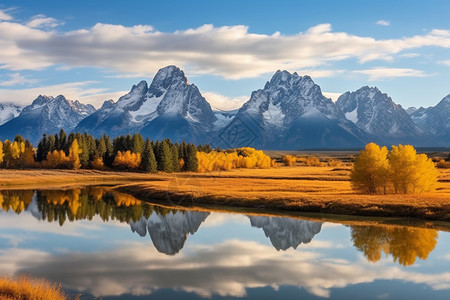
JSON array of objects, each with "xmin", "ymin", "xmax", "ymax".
[
  {"xmin": 336, "ymin": 86, "xmax": 424, "ymax": 139},
  {"xmin": 0, "ymin": 103, "xmax": 22, "ymax": 125}
]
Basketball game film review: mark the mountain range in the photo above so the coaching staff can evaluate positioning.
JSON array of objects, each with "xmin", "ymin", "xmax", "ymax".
[{"xmin": 0, "ymin": 65, "xmax": 448, "ymax": 148}]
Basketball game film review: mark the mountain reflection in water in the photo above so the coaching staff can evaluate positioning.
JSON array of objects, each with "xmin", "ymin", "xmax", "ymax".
[
  {"xmin": 0, "ymin": 187, "xmax": 449, "ymax": 299},
  {"xmin": 0, "ymin": 188, "xmax": 441, "ymax": 265}
]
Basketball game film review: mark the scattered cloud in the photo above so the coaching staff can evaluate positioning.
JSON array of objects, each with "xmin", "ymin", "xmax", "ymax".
[
  {"xmin": 202, "ymin": 91, "xmax": 248, "ymax": 110},
  {"xmin": 401, "ymin": 53, "xmax": 421, "ymax": 58},
  {"xmin": 0, "ymin": 19, "xmax": 450, "ymax": 79},
  {"xmin": 0, "ymin": 73, "xmax": 37, "ymax": 87},
  {"xmin": 376, "ymin": 20, "xmax": 390, "ymax": 26},
  {"xmin": 323, "ymin": 92, "xmax": 343, "ymax": 102},
  {"xmin": 26, "ymin": 14, "xmax": 64, "ymax": 29},
  {"xmin": 353, "ymin": 67, "xmax": 430, "ymax": 81},
  {"xmin": 439, "ymin": 60, "xmax": 450, "ymax": 66},
  {"xmin": 0, "ymin": 81, "xmax": 126, "ymax": 107},
  {"xmin": 2, "ymin": 240, "xmax": 450, "ymax": 298},
  {"xmin": 0, "ymin": 9, "xmax": 13, "ymax": 21}
]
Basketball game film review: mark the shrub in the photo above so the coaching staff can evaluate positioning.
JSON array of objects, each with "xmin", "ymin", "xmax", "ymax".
[
  {"xmin": 351, "ymin": 143, "xmax": 439, "ymax": 194},
  {"xmin": 282, "ymin": 155, "xmax": 296, "ymax": 166}
]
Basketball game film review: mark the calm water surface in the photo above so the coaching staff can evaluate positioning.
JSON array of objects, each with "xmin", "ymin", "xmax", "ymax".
[{"xmin": 0, "ymin": 187, "xmax": 449, "ymax": 299}]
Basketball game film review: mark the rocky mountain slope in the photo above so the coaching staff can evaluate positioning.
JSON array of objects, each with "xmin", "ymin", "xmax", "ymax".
[
  {"xmin": 0, "ymin": 103, "xmax": 22, "ymax": 126},
  {"xmin": 0, "ymin": 95, "xmax": 95, "ymax": 144},
  {"xmin": 215, "ymin": 70, "xmax": 370, "ymax": 149},
  {"xmin": 75, "ymin": 65, "xmax": 217, "ymax": 143},
  {"xmin": 336, "ymin": 86, "xmax": 427, "ymax": 145}
]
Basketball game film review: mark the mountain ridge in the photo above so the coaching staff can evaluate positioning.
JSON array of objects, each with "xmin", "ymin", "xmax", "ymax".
[{"xmin": 0, "ymin": 65, "xmax": 448, "ymax": 148}]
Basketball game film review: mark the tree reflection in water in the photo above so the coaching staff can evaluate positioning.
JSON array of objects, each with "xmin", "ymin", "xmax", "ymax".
[
  {"xmin": 351, "ymin": 225, "xmax": 438, "ymax": 266},
  {"xmin": 0, "ymin": 188, "xmax": 441, "ymax": 264}
]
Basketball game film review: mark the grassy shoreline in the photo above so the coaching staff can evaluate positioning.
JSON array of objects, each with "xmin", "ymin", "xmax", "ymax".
[{"xmin": 1, "ymin": 167, "xmax": 449, "ymax": 221}]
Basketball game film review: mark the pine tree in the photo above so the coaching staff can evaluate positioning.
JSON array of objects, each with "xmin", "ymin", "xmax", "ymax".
[
  {"xmin": 141, "ymin": 138, "xmax": 157, "ymax": 173},
  {"xmin": 171, "ymin": 143, "xmax": 180, "ymax": 172},
  {"xmin": 36, "ymin": 134, "xmax": 48, "ymax": 162},
  {"xmin": 58, "ymin": 129, "xmax": 67, "ymax": 152},
  {"xmin": 185, "ymin": 144, "xmax": 199, "ymax": 172},
  {"xmin": 125, "ymin": 134, "xmax": 133, "ymax": 151},
  {"xmin": 48, "ymin": 134, "xmax": 56, "ymax": 153},
  {"xmin": 158, "ymin": 140, "xmax": 174, "ymax": 172},
  {"xmin": 104, "ymin": 135, "xmax": 114, "ymax": 167},
  {"xmin": 78, "ymin": 136, "xmax": 89, "ymax": 168},
  {"xmin": 97, "ymin": 136, "xmax": 107, "ymax": 159},
  {"xmin": 132, "ymin": 133, "xmax": 144, "ymax": 154}
]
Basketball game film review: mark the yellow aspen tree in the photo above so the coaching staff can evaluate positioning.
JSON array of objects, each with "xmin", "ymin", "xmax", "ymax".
[
  {"xmin": 69, "ymin": 139, "xmax": 82, "ymax": 170},
  {"xmin": 388, "ymin": 144, "xmax": 438, "ymax": 194},
  {"xmin": 351, "ymin": 142, "xmax": 389, "ymax": 194},
  {"xmin": 20, "ymin": 145, "xmax": 36, "ymax": 168},
  {"xmin": 411, "ymin": 153, "xmax": 438, "ymax": 193}
]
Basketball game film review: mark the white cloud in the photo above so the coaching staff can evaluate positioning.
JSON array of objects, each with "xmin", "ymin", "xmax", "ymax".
[
  {"xmin": 0, "ymin": 9, "xmax": 13, "ymax": 21},
  {"xmin": 3, "ymin": 240, "xmax": 450, "ymax": 298},
  {"xmin": 322, "ymin": 92, "xmax": 343, "ymax": 102},
  {"xmin": 376, "ymin": 20, "xmax": 391, "ymax": 26},
  {"xmin": 0, "ymin": 81, "xmax": 126, "ymax": 108},
  {"xmin": 439, "ymin": 60, "xmax": 450, "ymax": 66},
  {"xmin": 401, "ymin": 53, "xmax": 421, "ymax": 58},
  {"xmin": 0, "ymin": 73, "xmax": 37, "ymax": 87},
  {"xmin": 0, "ymin": 20, "xmax": 450, "ymax": 79},
  {"xmin": 202, "ymin": 91, "xmax": 248, "ymax": 110},
  {"xmin": 353, "ymin": 67, "xmax": 429, "ymax": 81},
  {"xmin": 26, "ymin": 14, "xmax": 64, "ymax": 29}
]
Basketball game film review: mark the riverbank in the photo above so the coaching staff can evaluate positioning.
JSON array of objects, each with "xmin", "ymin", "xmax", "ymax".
[{"xmin": 0, "ymin": 167, "xmax": 449, "ymax": 221}]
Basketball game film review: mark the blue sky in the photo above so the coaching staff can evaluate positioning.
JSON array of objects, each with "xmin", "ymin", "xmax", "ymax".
[{"xmin": 0, "ymin": 0, "xmax": 450, "ymax": 110}]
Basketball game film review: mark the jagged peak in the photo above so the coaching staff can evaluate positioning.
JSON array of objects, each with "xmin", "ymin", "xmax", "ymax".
[
  {"xmin": 101, "ymin": 99, "xmax": 115, "ymax": 109},
  {"xmin": 133, "ymin": 80, "xmax": 148, "ymax": 89},
  {"xmin": 32, "ymin": 95, "xmax": 53, "ymax": 105},
  {"xmin": 265, "ymin": 70, "xmax": 315, "ymax": 91},
  {"xmin": 152, "ymin": 65, "xmax": 188, "ymax": 86}
]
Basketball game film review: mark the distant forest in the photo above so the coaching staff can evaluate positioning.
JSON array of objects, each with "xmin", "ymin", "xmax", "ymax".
[{"xmin": 0, "ymin": 129, "xmax": 275, "ymax": 173}]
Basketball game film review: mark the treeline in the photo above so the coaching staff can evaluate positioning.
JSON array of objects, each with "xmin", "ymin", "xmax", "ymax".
[
  {"xmin": 197, "ymin": 147, "xmax": 275, "ymax": 172},
  {"xmin": 0, "ymin": 188, "xmax": 179, "ymax": 225},
  {"xmin": 0, "ymin": 130, "xmax": 199, "ymax": 172}
]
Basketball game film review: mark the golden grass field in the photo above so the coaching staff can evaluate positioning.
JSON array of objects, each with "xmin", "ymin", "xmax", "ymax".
[
  {"xmin": 0, "ymin": 166, "xmax": 449, "ymax": 221},
  {"xmin": 0, "ymin": 276, "xmax": 69, "ymax": 300}
]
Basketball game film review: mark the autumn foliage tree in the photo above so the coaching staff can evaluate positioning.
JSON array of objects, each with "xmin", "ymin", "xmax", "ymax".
[
  {"xmin": 351, "ymin": 143, "xmax": 389, "ymax": 194},
  {"xmin": 351, "ymin": 143, "xmax": 438, "ymax": 194},
  {"xmin": 388, "ymin": 144, "xmax": 438, "ymax": 194},
  {"xmin": 351, "ymin": 225, "xmax": 438, "ymax": 266},
  {"xmin": 113, "ymin": 151, "xmax": 141, "ymax": 170},
  {"xmin": 197, "ymin": 147, "xmax": 273, "ymax": 172}
]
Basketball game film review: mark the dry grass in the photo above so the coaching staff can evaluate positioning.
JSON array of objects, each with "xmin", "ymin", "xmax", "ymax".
[
  {"xmin": 0, "ymin": 169, "xmax": 165, "ymax": 190},
  {"xmin": 116, "ymin": 166, "xmax": 450, "ymax": 221},
  {"xmin": 0, "ymin": 276, "xmax": 69, "ymax": 300},
  {"xmin": 1, "ymin": 166, "xmax": 450, "ymax": 221}
]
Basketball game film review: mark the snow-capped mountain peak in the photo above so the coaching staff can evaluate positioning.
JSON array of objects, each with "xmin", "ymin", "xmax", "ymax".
[
  {"xmin": 0, "ymin": 103, "xmax": 22, "ymax": 126},
  {"xmin": 0, "ymin": 94, "xmax": 96, "ymax": 144},
  {"xmin": 75, "ymin": 65, "xmax": 217, "ymax": 142},
  {"xmin": 410, "ymin": 94, "xmax": 450, "ymax": 141},
  {"xmin": 336, "ymin": 86, "xmax": 424, "ymax": 140}
]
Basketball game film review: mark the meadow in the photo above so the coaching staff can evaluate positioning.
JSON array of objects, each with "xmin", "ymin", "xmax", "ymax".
[{"xmin": 1, "ymin": 163, "xmax": 449, "ymax": 221}]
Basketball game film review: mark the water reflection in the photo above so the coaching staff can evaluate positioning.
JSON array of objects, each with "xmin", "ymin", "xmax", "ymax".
[
  {"xmin": 248, "ymin": 216, "xmax": 322, "ymax": 250},
  {"xmin": 0, "ymin": 188, "xmax": 442, "ymax": 265},
  {"xmin": 130, "ymin": 211, "xmax": 210, "ymax": 255},
  {"xmin": 0, "ymin": 188, "xmax": 449, "ymax": 299},
  {"xmin": 351, "ymin": 225, "xmax": 438, "ymax": 266}
]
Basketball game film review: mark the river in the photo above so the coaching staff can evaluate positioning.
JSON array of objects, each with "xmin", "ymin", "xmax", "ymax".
[{"xmin": 0, "ymin": 187, "xmax": 449, "ymax": 299}]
